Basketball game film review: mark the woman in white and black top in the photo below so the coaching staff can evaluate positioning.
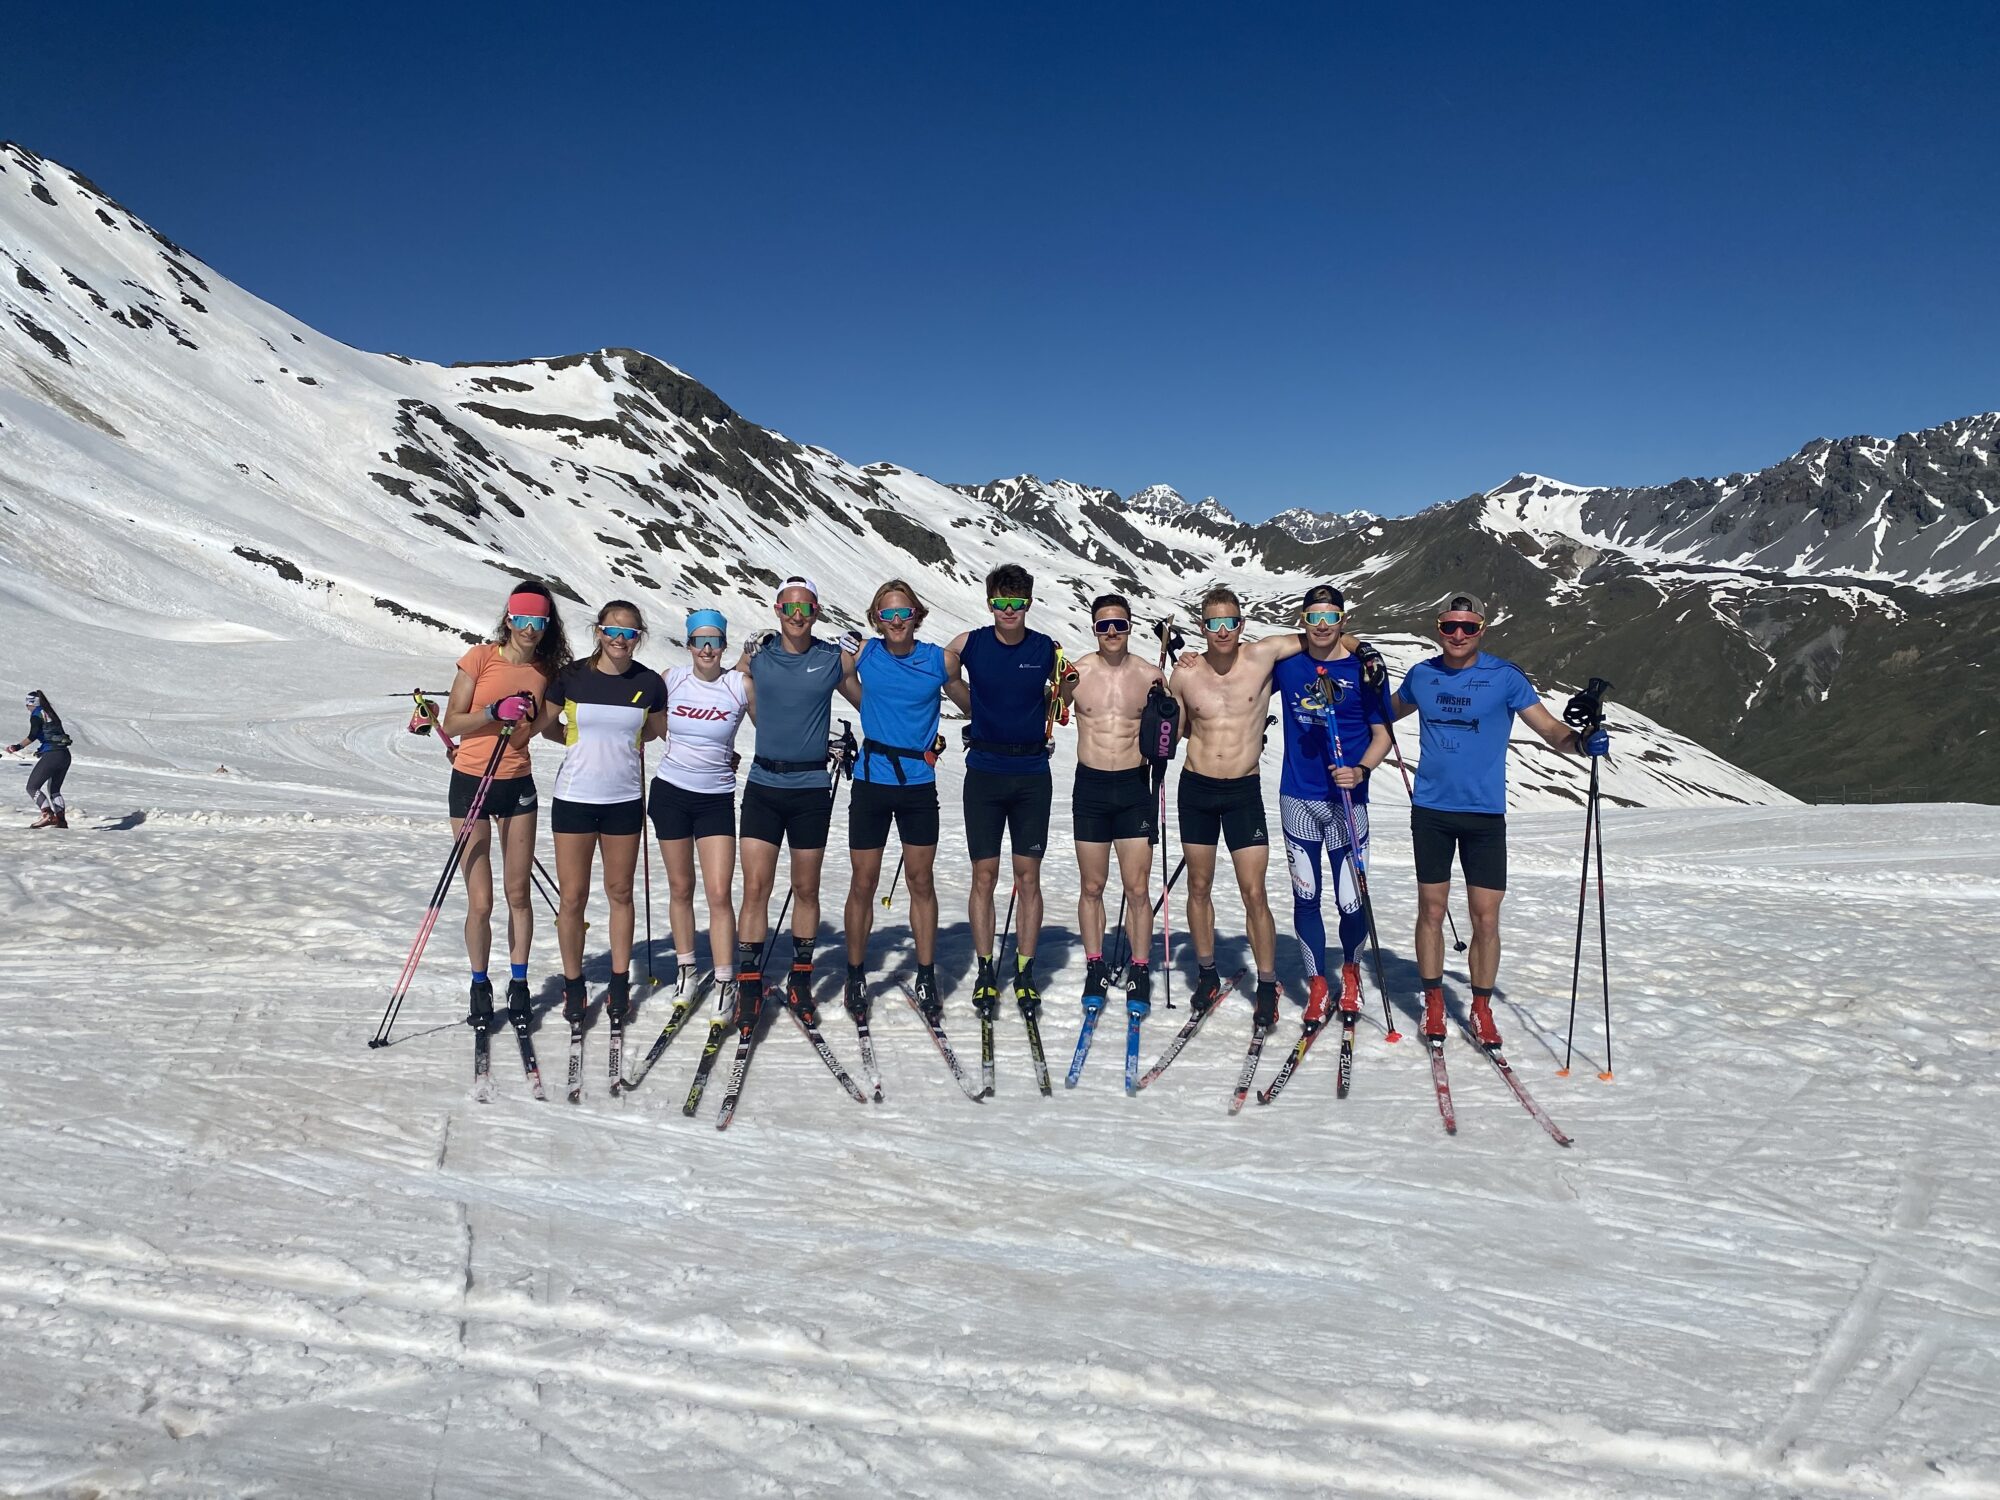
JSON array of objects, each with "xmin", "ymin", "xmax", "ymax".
[
  {"xmin": 538, "ymin": 601, "xmax": 668, "ymax": 1028},
  {"xmin": 650, "ymin": 607, "xmax": 752, "ymax": 1010}
]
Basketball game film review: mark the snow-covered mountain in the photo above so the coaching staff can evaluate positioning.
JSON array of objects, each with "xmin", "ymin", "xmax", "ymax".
[{"xmin": 6, "ymin": 139, "xmax": 1991, "ymax": 803}]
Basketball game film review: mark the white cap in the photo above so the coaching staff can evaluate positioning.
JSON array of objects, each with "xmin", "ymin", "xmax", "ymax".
[{"xmin": 772, "ymin": 575, "xmax": 820, "ymax": 608}]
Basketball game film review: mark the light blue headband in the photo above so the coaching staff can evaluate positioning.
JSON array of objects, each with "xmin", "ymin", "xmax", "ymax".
[{"xmin": 686, "ymin": 609, "xmax": 728, "ymax": 637}]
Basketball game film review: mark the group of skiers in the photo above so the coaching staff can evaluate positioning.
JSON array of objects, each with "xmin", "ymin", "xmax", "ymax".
[{"xmin": 414, "ymin": 569, "xmax": 1610, "ymax": 1098}]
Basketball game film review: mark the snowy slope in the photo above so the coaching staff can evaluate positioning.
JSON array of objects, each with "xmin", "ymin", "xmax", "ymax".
[
  {"xmin": 0, "ymin": 730, "xmax": 1993, "ymax": 1497},
  {"xmin": 0, "ymin": 139, "xmax": 1783, "ymax": 812}
]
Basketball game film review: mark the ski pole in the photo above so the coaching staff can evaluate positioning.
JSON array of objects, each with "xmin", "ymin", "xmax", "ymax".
[
  {"xmin": 640, "ymin": 740, "xmax": 656, "ymax": 986},
  {"xmin": 1158, "ymin": 775, "xmax": 1175, "ymax": 1008},
  {"xmin": 1376, "ymin": 681, "xmax": 1465, "ymax": 954},
  {"xmin": 371, "ymin": 726, "xmax": 513, "ymax": 1048},
  {"xmin": 882, "ymin": 847, "xmax": 904, "ymax": 910},
  {"xmin": 1558, "ymin": 679, "xmax": 1614, "ymax": 1078},
  {"xmin": 1109, "ymin": 856, "xmax": 1187, "ymax": 982}
]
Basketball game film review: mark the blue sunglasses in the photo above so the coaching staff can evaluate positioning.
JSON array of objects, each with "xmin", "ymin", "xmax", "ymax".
[{"xmin": 598, "ymin": 625, "xmax": 641, "ymax": 642}]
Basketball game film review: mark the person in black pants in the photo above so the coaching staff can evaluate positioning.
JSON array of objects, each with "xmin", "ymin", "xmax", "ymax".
[{"xmin": 9, "ymin": 690, "xmax": 74, "ymax": 830}]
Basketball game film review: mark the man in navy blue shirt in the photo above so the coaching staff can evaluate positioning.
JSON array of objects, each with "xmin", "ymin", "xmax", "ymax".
[{"xmin": 1390, "ymin": 592, "xmax": 1608, "ymax": 1048}]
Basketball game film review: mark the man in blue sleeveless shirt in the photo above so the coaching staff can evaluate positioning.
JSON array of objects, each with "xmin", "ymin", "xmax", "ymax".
[
  {"xmin": 944, "ymin": 564, "xmax": 1061, "ymax": 1024},
  {"xmin": 839, "ymin": 579, "xmax": 957, "ymax": 1025},
  {"xmin": 737, "ymin": 576, "xmax": 861, "ymax": 1032},
  {"xmin": 1390, "ymin": 592, "xmax": 1608, "ymax": 1048}
]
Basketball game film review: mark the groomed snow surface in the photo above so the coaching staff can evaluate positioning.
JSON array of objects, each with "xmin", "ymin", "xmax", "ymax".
[{"xmin": 2, "ymin": 697, "xmax": 1996, "ymax": 1499}]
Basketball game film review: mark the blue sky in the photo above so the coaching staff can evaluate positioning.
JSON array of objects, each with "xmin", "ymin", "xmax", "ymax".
[{"xmin": 8, "ymin": 1, "xmax": 1997, "ymax": 518}]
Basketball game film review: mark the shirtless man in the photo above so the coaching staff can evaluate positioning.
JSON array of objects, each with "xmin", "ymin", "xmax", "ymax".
[
  {"xmin": 1168, "ymin": 586, "xmax": 1305, "ymax": 1030},
  {"xmin": 1067, "ymin": 593, "xmax": 1165, "ymax": 1017}
]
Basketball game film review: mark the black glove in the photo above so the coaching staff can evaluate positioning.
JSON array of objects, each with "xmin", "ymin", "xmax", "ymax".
[{"xmin": 1355, "ymin": 641, "xmax": 1387, "ymax": 689}]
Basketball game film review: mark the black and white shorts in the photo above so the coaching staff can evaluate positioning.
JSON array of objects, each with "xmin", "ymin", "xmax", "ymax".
[
  {"xmin": 1410, "ymin": 805, "xmax": 1508, "ymax": 890},
  {"xmin": 552, "ymin": 797, "xmax": 646, "ymax": 837},
  {"xmin": 1177, "ymin": 770, "xmax": 1268, "ymax": 850},
  {"xmin": 649, "ymin": 779, "xmax": 736, "ymax": 842},
  {"xmin": 449, "ymin": 771, "xmax": 538, "ymax": 821},
  {"xmin": 1072, "ymin": 764, "xmax": 1155, "ymax": 844},
  {"xmin": 963, "ymin": 768, "xmax": 1052, "ymax": 862},
  {"xmin": 849, "ymin": 779, "xmax": 941, "ymax": 851},
  {"xmin": 741, "ymin": 779, "xmax": 833, "ymax": 851}
]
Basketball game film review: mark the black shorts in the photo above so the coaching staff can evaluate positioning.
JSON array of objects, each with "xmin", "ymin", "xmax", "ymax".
[
  {"xmin": 1410, "ymin": 805, "xmax": 1508, "ymax": 890},
  {"xmin": 449, "ymin": 770, "xmax": 538, "ymax": 821},
  {"xmin": 849, "ymin": 779, "xmax": 941, "ymax": 850},
  {"xmin": 1072, "ymin": 764, "xmax": 1156, "ymax": 844},
  {"xmin": 552, "ymin": 797, "xmax": 645, "ymax": 837},
  {"xmin": 741, "ymin": 779, "xmax": 832, "ymax": 851},
  {"xmin": 649, "ymin": 779, "xmax": 736, "ymax": 842},
  {"xmin": 1178, "ymin": 770, "xmax": 1268, "ymax": 850},
  {"xmin": 963, "ymin": 768, "xmax": 1052, "ymax": 862}
]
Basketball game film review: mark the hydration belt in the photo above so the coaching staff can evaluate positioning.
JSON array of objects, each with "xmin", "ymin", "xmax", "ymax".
[
  {"xmin": 862, "ymin": 738, "xmax": 935, "ymax": 785},
  {"xmin": 752, "ymin": 754, "xmax": 826, "ymax": 774}
]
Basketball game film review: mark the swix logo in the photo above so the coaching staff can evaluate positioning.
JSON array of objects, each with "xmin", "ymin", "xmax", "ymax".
[{"xmin": 672, "ymin": 704, "xmax": 731, "ymax": 722}]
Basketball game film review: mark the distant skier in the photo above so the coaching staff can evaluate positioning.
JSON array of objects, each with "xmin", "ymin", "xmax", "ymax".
[
  {"xmin": 1066, "ymin": 593, "xmax": 1164, "ymax": 1013},
  {"xmin": 734, "ymin": 576, "xmax": 861, "ymax": 1034},
  {"xmin": 838, "ymin": 580, "xmax": 956, "ymax": 1025},
  {"xmin": 438, "ymin": 581, "xmax": 573, "ymax": 1036},
  {"xmin": 538, "ymin": 600, "xmax": 668, "ymax": 1031},
  {"xmin": 942, "ymin": 566, "xmax": 1062, "ymax": 1025},
  {"xmin": 651, "ymin": 607, "xmax": 752, "ymax": 1019},
  {"xmin": 9, "ymin": 690, "xmax": 74, "ymax": 829},
  {"xmin": 1167, "ymin": 588, "xmax": 1307, "ymax": 1030},
  {"xmin": 1388, "ymin": 593, "xmax": 1608, "ymax": 1047},
  {"xmin": 1272, "ymin": 585, "xmax": 1391, "ymax": 1029}
]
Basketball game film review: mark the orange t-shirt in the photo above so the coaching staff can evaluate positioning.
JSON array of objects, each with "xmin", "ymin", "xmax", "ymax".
[{"xmin": 452, "ymin": 644, "xmax": 550, "ymax": 779}]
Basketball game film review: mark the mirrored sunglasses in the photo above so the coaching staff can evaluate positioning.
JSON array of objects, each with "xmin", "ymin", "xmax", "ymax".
[
  {"xmin": 778, "ymin": 601, "xmax": 818, "ymax": 619},
  {"xmin": 598, "ymin": 625, "xmax": 641, "ymax": 642},
  {"xmin": 988, "ymin": 596, "xmax": 1030, "ymax": 612},
  {"xmin": 689, "ymin": 634, "xmax": 727, "ymax": 651},
  {"xmin": 877, "ymin": 606, "xmax": 916, "ymax": 623},
  {"xmin": 1203, "ymin": 616, "xmax": 1242, "ymax": 633},
  {"xmin": 507, "ymin": 614, "xmax": 549, "ymax": 630},
  {"xmin": 1304, "ymin": 608, "xmax": 1344, "ymax": 627},
  {"xmin": 1093, "ymin": 618, "xmax": 1132, "ymax": 635}
]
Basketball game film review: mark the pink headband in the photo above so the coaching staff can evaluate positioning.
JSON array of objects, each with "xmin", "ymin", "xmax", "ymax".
[{"xmin": 507, "ymin": 591, "xmax": 547, "ymax": 616}]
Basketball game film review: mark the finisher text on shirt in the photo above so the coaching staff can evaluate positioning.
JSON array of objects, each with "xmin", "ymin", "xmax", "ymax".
[{"xmin": 1395, "ymin": 652, "xmax": 1541, "ymax": 815}]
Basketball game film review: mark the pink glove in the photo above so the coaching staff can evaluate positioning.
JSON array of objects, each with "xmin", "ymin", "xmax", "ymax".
[{"xmin": 487, "ymin": 692, "xmax": 537, "ymax": 723}]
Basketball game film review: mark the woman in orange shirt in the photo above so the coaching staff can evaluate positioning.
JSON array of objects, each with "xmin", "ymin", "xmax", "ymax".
[{"xmin": 440, "ymin": 580, "xmax": 573, "ymax": 1034}]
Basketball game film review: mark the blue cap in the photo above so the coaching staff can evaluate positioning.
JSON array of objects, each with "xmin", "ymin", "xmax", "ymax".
[{"xmin": 686, "ymin": 608, "xmax": 728, "ymax": 638}]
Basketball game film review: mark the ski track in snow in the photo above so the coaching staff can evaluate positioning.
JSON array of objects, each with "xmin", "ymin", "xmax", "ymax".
[{"xmin": 1, "ymin": 733, "xmax": 1997, "ymax": 1498}]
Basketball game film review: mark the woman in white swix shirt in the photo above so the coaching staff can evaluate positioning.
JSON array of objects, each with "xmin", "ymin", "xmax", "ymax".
[{"xmin": 650, "ymin": 607, "xmax": 752, "ymax": 1010}]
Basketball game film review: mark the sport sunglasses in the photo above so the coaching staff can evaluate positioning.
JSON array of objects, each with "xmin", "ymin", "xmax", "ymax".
[
  {"xmin": 598, "ymin": 625, "xmax": 641, "ymax": 642},
  {"xmin": 1203, "ymin": 615, "xmax": 1242, "ymax": 632},
  {"xmin": 876, "ymin": 606, "xmax": 916, "ymax": 623},
  {"xmin": 689, "ymin": 633, "xmax": 727, "ymax": 651},
  {"xmin": 1304, "ymin": 608, "xmax": 1344, "ymax": 627},
  {"xmin": 988, "ymin": 596, "xmax": 1030, "ymax": 612},
  {"xmin": 1093, "ymin": 618, "xmax": 1132, "ymax": 635},
  {"xmin": 507, "ymin": 613, "xmax": 549, "ymax": 630},
  {"xmin": 777, "ymin": 600, "xmax": 818, "ymax": 619},
  {"xmin": 1438, "ymin": 619, "xmax": 1484, "ymax": 636}
]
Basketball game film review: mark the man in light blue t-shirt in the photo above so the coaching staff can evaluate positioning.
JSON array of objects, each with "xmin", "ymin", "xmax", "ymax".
[{"xmin": 1390, "ymin": 592, "xmax": 1607, "ymax": 1049}]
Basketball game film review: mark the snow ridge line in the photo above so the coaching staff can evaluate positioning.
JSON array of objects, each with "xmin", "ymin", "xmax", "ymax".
[{"xmin": 0, "ymin": 1242, "xmax": 1984, "ymax": 1496}]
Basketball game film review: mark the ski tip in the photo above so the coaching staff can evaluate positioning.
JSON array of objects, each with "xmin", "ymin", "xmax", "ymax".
[{"xmin": 1597, "ymin": 1070, "xmax": 1615, "ymax": 1082}]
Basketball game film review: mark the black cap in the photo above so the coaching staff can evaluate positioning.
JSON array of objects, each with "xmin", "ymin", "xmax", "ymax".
[{"xmin": 1301, "ymin": 583, "xmax": 1345, "ymax": 610}]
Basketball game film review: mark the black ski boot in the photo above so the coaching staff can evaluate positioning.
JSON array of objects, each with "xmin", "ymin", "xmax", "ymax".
[
  {"xmin": 1081, "ymin": 958, "xmax": 1110, "ymax": 1011},
  {"xmin": 604, "ymin": 972, "xmax": 631, "ymax": 1028},
  {"xmin": 1126, "ymin": 962, "xmax": 1152, "ymax": 1022},
  {"xmin": 506, "ymin": 978, "xmax": 534, "ymax": 1032},
  {"xmin": 972, "ymin": 958, "xmax": 1000, "ymax": 1021},
  {"xmin": 468, "ymin": 977, "xmax": 497, "ymax": 1033},
  {"xmin": 1252, "ymin": 979, "xmax": 1279, "ymax": 1031},
  {"xmin": 1014, "ymin": 960, "xmax": 1042, "ymax": 1019},
  {"xmin": 787, "ymin": 963, "xmax": 820, "ymax": 1028},
  {"xmin": 912, "ymin": 966, "xmax": 944, "ymax": 1026},
  {"xmin": 844, "ymin": 966, "xmax": 869, "ymax": 1024},
  {"xmin": 562, "ymin": 976, "xmax": 589, "ymax": 1026},
  {"xmin": 1187, "ymin": 965, "xmax": 1223, "ymax": 1017}
]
